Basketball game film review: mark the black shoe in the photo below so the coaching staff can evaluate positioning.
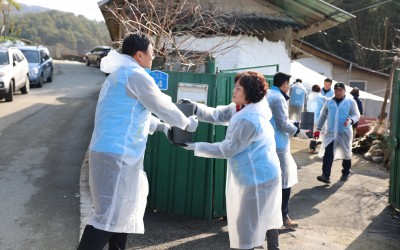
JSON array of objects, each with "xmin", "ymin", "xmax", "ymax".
[
  {"xmin": 317, "ymin": 175, "xmax": 331, "ymax": 183},
  {"xmin": 340, "ymin": 173, "xmax": 350, "ymax": 181}
]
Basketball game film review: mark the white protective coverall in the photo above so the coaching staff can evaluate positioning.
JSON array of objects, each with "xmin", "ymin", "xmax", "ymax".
[
  {"xmin": 307, "ymin": 92, "xmax": 327, "ymax": 126},
  {"xmin": 317, "ymin": 96, "xmax": 360, "ymax": 159},
  {"xmin": 89, "ymin": 51, "xmax": 192, "ymax": 233},
  {"xmin": 192, "ymin": 98, "xmax": 282, "ymax": 249},
  {"xmin": 267, "ymin": 86, "xmax": 298, "ymax": 189}
]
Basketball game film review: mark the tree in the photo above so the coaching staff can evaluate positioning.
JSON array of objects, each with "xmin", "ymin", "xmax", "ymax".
[
  {"xmin": 102, "ymin": 0, "xmax": 241, "ymax": 71},
  {"xmin": 305, "ymin": 0, "xmax": 400, "ymax": 73},
  {"xmin": 0, "ymin": 0, "xmax": 20, "ymax": 40}
]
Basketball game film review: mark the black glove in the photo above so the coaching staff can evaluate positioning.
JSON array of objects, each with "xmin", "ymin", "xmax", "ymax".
[
  {"xmin": 293, "ymin": 121, "xmax": 300, "ymax": 136},
  {"xmin": 166, "ymin": 127, "xmax": 174, "ymax": 144},
  {"xmin": 179, "ymin": 99, "xmax": 198, "ymax": 115}
]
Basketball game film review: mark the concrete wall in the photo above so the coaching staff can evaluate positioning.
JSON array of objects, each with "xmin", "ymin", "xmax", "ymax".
[
  {"xmin": 294, "ymin": 56, "xmax": 388, "ymax": 118},
  {"xmin": 333, "ymin": 67, "xmax": 388, "ymax": 118},
  {"xmin": 295, "ymin": 57, "xmax": 333, "ymax": 79},
  {"xmin": 174, "ymin": 35, "xmax": 291, "ymax": 75}
]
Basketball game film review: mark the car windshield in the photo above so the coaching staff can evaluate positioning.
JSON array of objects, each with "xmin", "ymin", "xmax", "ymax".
[
  {"xmin": 0, "ymin": 52, "xmax": 9, "ymax": 65},
  {"xmin": 21, "ymin": 50, "xmax": 39, "ymax": 63}
]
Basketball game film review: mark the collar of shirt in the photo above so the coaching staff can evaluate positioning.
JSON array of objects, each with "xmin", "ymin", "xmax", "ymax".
[
  {"xmin": 236, "ymin": 104, "xmax": 246, "ymax": 112},
  {"xmin": 271, "ymin": 86, "xmax": 290, "ymax": 101},
  {"xmin": 333, "ymin": 95, "xmax": 346, "ymax": 104},
  {"xmin": 323, "ymin": 88, "xmax": 331, "ymax": 93}
]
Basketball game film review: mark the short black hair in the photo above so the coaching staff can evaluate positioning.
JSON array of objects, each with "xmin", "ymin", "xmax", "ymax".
[
  {"xmin": 324, "ymin": 78, "xmax": 332, "ymax": 83},
  {"xmin": 273, "ymin": 72, "xmax": 291, "ymax": 87},
  {"xmin": 237, "ymin": 71, "xmax": 268, "ymax": 103},
  {"xmin": 121, "ymin": 32, "xmax": 153, "ymax": 56},
  {"xmin": 295, "ymin": 78, "xmax": 302, "ymax": 83},
  {"xmin": 350, "ymin": 87, "xmax": 360, "ymax": 96}
]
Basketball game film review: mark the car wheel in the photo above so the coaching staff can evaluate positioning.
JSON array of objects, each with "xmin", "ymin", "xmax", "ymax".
[
  {"xmin": 5, "ymin": 80, "xmax": 14, "ymax": 102},
  {"xmin": 86, "ymin": 58, "xmax": 90, "ymax": 66},
  {"xmin": 20, "ymin": 76, "xmax": 30, "ymax": 94},
  {"xmin": 47, "ymin": 70, "xmax": 53, "ymax": 82},
  {"xmin": 96, "ymin": 59, "xmax": 101, "ymax": 68},
  {"xmin": 37, "ymin": 74, "xmax": 43, "ymax": 88}
]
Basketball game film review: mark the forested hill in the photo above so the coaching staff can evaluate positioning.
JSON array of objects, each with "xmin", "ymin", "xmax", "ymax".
[{"xmin": 11, "ymin": 10, "xmax": 111, "ymax": 58}]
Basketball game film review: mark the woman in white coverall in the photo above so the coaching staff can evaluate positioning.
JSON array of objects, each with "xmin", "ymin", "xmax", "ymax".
[
  {"xmin": 77, "ymin": 32, "xmax": 198, "ymax": 250},
  {"xmin": 182, "ymin": 72, "xmax": 282, "ymax": 250}
]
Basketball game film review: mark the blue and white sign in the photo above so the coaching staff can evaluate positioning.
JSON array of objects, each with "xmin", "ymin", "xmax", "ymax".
[{"xmin": 149, "ymin": 70, "xmax": 168, "ymax": 90}]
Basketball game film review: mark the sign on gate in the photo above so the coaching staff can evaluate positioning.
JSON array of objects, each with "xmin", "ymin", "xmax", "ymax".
[{"xmin": 149, "ymin": 70, "xmax": 168, "ymax": 90}]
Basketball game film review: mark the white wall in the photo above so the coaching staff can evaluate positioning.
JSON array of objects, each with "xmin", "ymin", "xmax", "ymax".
[
  {"xmin": 295, "ymin": 57, "xmax": 333, "ymax": 78},
  {"xmin": 175, "ymin": 35, "xmax": 291, "ymax": 75}
]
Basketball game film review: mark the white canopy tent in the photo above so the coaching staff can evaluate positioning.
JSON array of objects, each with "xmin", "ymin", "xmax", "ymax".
[{"xmin": 290, "ymin": 61, "xmax": 385, "ymax": 102}]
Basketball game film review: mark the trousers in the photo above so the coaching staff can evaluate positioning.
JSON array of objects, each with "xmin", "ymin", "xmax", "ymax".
[
  {"xmin": 322, "ymin": 141, "xmax": 351, "ymax": 177},
  {"xmin": 281, "ymin": 187, "xmax": 291, "ymax": 220},
  {"xmin": 77, "ymin": 225, "xmax": 128, "ymax": 250}
]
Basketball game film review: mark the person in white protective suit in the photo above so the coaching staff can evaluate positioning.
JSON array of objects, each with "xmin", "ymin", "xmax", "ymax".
[
  {"xmin": 306, "ymin": 84, "xmax": 327, "ymax": 154},
  {"xmin": 321, "ymin": 78, "xmax": 334, "ymax": 98},
  {"xmin": 313, "ymin": 82, "xmax": 360, "ymax": 184},
  {"xmin": 181, "ymin": 71, "xmax": 283, "ymax": 249},
  {"xmin": 77, "ymin": 32, "xmax": 198, "ymax": 250},
  {"xmin": 288, "ymin": 78, "xmax": 307, "ymax": 122},
  {"xmin": 267, "ymin": 72, "xmax": 309, "ymax": 230}
]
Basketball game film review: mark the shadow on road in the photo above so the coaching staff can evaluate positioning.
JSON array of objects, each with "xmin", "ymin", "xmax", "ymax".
[
  {"xmin": 127, "ymin": 210, "xmax": 230, "ymax": 249},
  {"xmin": 345, "ymin": 205, "xmax": 400, "ymax": 250},
  {"xmin": 289, "ymin": 181, "xmax": 344, "ymax": 220}
]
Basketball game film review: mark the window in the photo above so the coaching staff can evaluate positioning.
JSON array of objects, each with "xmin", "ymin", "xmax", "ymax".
[{"xmin": 349, "ymin": 80, "xmax": 366, "ymax": 91}]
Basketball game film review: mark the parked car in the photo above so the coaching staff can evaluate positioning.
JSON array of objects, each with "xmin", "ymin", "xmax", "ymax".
[
  {"xmin": 85, "ymin": 46, "xmax": 111, "ymax": 67},
  {"xmin": 0, "ymin": 47, "xmax": 30, "ymax": 102},
  {"xmin": 18, "ymin": 45, "xmax": 53, "ymax": 88}
]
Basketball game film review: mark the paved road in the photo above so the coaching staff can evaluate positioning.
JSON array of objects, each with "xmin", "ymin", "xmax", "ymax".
[
  {"xmin": 0, "ymin": 61, "xmax": 104, "ymax": 250},
  {"xmin": 80, "ymin": 135, "xmax": 400, "ymax": 249}
]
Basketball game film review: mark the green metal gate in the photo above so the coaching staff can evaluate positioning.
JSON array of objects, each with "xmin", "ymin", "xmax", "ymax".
[
  {"xmin": 144, "ymin": 71, "xmax": 273, "ymax": 219},
  {"xmin": 144, "ymin": 72, "xmax": 235, "ymax": 219},
  {"xmin": 389, "ymin": 69, "xmax": 400, "ymax": 209}
]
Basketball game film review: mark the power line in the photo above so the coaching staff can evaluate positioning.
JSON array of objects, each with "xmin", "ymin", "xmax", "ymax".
[{"xmin": 350, "ymin": 0, "xmax": 393, "ymax": 14}]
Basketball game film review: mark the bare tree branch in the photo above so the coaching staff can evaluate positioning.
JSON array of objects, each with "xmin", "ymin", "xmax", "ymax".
[{"xmin": 103, "ymin": 0, "xmax": 243, "ymax": 71}]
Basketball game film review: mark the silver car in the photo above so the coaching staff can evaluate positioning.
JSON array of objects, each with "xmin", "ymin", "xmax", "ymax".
[{"xmin": 0, "ymin": 47, "xmax": 30, "ymax": 102}]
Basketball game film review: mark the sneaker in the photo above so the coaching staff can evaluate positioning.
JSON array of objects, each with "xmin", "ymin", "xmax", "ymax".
[
  {"xmin": 317, "ymin": 175, "xmax": 331, "ymax": 184},
  {"xmin": 340, "ymin": 173, "xmax": 350, "ymax": 181},
  {"xmin": 283, "ymin": 218, "xmax": 299, "ymax": 229},
  {"xmin": 308, "ymin": 149, "xmax": 318, "ymax": 154}
]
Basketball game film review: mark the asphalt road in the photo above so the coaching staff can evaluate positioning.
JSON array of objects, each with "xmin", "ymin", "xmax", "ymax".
[{"xmin": 0, "ymin": 61, "xmax": 104, "ymax": 250}]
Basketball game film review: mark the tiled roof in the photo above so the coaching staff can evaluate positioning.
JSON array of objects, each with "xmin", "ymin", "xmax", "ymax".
[{"xmin": 177, "ymin": 13, "xmax": 305, "ymax": 39}]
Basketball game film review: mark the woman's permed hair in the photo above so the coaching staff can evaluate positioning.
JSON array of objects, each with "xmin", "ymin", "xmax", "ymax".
[
  {"xmin": 236, "ymin": 71, "xmax": 268, "ymax": 103},
  {"xmin": 312, "ymin": 84, "xmax": 321, "ymax": 92}
]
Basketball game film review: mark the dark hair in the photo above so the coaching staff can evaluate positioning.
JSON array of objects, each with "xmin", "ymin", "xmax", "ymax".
[
  {"xmin": 237, "ymin": 71, "xmax": 268, "ymax": 103},
  {"xmin": 350, "ymin": 87, "xmax": 360, "ymax": 96},
  {"xmin": 295, "ymin": 78, "xmax": 302, "ymax": 83},
  {"xmin": 122, "ymin": 32, "xmax": 153, "ymax": 56},
  {"xmin": 273, "ymin": 72, "xmax": 291, "ymax": 87},
  {"xmin": 312, "ymin": 84, "xmax": 321, "ymax": 92},
  {"xmin": 234, "ymin": 72, "xmax": 244, "ymax": 84},
  {"xmin": 324, "ymin": 78, "xmax": 332, "ymax": 83}
]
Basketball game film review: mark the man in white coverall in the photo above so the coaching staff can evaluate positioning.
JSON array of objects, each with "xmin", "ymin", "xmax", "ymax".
[
  {"xmin": 77, "ymin": 32, "xmax": 198, "ymax": 250},
  {"xmin": 314, "ymin": 82, "xmax": 360, "ymax": 184},
  {"xmin": 267, "ymin": 72, "xmax": 309, "ymax": 229}
]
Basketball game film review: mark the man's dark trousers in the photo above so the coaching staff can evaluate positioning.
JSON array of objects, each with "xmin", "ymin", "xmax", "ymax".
[{"xmin": 322, "ymin": 141, "xmax": 351, "ymax": 177}]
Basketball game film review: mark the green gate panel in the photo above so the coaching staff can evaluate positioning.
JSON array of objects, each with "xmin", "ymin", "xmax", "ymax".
[
  {"xmin": 389, "ymin": 69, "xmax": 400, "ymax": 209},
  {"xmin": 144, "ymin": 72, "xmax": 231, "ymax": 219},
  {"xmin": 144, "ymin": 71, "xmax": 274, "ymax": 219}
]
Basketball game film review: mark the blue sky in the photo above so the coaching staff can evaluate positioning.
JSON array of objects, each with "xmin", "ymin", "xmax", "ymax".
[{"xmin": 16, "ymin": 0, "xmax": 104, "ymax": 21}]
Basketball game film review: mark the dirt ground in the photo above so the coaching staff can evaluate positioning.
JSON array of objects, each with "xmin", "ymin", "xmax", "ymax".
[{"xmin": 81, "ymin": 138, "xmax": 400, "ymax": 250}]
